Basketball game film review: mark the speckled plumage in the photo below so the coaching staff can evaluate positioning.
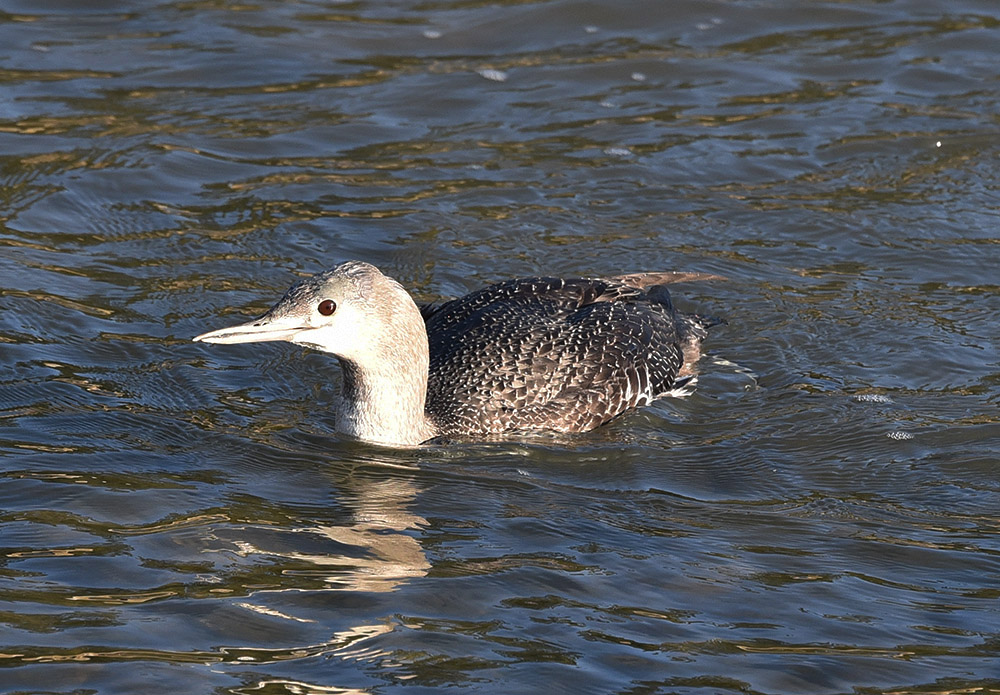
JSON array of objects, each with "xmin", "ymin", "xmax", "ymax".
[
  {"xmin": 423, "ymin": 275, "xmax": 710, "ymax": 437},
  {"xmin": 193, "ymin": 262, "xmax": 719, "ymax": 446}
]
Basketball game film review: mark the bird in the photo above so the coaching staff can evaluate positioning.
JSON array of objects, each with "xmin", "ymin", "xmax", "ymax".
[{"xmin": 193, "ymin": 261, "xmax": 720, "ymax": 447}]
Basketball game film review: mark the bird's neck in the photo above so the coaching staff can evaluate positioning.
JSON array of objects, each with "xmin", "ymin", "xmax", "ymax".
[{"xmin": 334, "ymin": 325, "xmax": 436, "ymax": 447}]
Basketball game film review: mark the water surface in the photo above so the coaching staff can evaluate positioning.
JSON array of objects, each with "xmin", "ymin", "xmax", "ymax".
[{"xmin": 1, "ymin": 0, "xmax": 999, "ymax": 693}]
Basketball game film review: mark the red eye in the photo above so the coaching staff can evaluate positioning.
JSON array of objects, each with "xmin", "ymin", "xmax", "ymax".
[{"xmin": 317, "ymin": 299, "xmax": 337, "ymax": 316}]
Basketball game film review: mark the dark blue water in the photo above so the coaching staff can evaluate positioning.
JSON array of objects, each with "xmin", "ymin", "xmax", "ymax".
[{"xmin": 1, "ymin": 1, "xmax": 999, "ymax": 693}]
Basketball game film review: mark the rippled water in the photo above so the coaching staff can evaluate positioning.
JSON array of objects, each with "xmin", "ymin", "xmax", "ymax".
[{"xmin": 2, "ymin": 0, "xmax": 999, "ymax": 693}]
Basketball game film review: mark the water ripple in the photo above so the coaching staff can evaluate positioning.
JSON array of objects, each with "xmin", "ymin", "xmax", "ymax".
[{"xmin": 1, "ymin": 0, "xmax": 998, "ymax": 693}]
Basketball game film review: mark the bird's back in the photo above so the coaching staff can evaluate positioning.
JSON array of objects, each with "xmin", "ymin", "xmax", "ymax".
[{"xmin": 422, "ymin": 274, "xmax": 711, "ymax": 437}]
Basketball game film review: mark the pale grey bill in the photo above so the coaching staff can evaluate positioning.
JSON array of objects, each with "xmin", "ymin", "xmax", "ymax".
[{"xmin": 192, "ymin": 316, "xmax": 307, "ymax": 344}]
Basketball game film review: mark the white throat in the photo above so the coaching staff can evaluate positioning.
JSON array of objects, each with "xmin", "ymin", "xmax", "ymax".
[{"xmin": 334, "ymin": 355, "xmax": 437, "ymax": 446}]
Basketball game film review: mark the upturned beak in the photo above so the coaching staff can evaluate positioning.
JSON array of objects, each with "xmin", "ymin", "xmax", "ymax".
[{"xmin": 193, "ymin": 314, "xmax": 308, "ymax": 345}]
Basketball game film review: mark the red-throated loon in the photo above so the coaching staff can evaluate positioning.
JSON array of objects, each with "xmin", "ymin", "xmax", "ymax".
[{"xmin": 193, "ymin": 261, "xmax": 720, "ymax": 446}]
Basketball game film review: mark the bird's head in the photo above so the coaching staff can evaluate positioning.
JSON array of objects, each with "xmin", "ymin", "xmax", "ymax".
[{"xmin": 193, "ymin": 261, "xmax": 423, "ymax": 364}]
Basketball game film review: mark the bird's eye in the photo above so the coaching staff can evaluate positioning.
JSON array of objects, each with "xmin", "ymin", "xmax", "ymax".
[{"xmin": 317, "ymin": 299, "xmax": 337, "ymax": 316}]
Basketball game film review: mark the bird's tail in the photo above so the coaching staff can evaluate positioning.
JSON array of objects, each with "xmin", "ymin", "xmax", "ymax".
[{"xmin": 676, "ymin": 312, "xmax": 726, "ymax": 379}]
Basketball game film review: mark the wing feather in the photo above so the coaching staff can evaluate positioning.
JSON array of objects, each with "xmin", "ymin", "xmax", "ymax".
[{"xmin": 424, "ymin": 275, "xmax": 697, "ymax": 436}]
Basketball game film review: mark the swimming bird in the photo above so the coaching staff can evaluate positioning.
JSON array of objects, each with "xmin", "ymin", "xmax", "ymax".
[{"xmin": 193, "ymin": 261, "xmax": 719, "ymax": 446}]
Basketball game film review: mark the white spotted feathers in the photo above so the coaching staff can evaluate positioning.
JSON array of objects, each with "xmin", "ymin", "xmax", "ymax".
[{"xmin": 194, "ymin": 263, "xmax": 720, "ymax": 446}]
